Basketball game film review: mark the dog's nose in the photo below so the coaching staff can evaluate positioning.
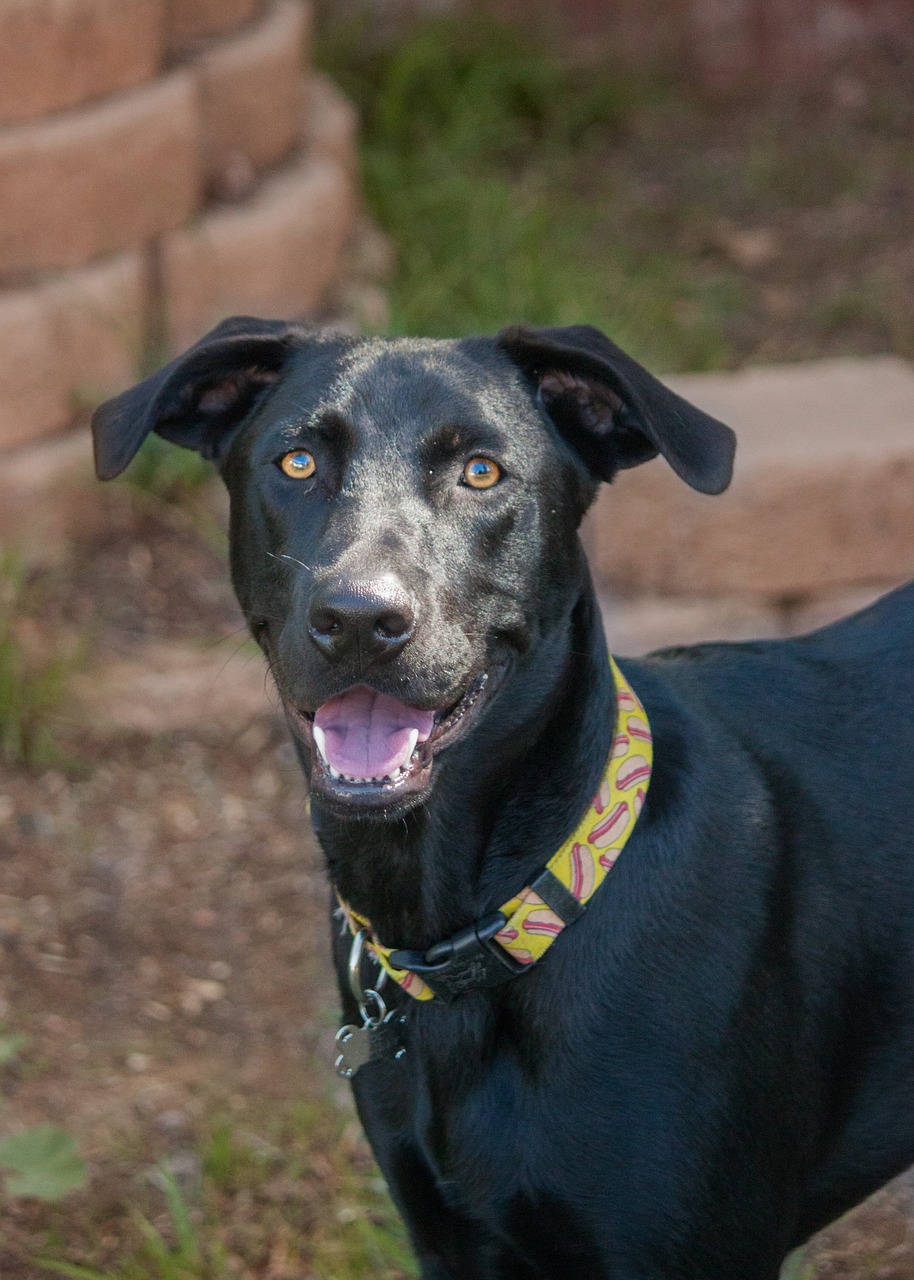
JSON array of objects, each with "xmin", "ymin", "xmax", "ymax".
[{"xmin": 308, "ymin": 576, "xmax": 415, "ymax": 663}]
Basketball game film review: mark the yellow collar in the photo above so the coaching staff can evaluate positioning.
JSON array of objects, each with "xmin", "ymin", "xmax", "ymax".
[{"xmin": 337, "ymin": 657, "xmax": 652, "ymax": 1002}]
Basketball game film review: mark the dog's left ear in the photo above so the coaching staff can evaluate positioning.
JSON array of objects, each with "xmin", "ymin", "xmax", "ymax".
[
  {"xmin": 497, "ymin": 324, "xmax": 736, "ymax": 494},
  {"xmin": 91, "ymin": 316, "xmax": 303, "ymax": 480}
]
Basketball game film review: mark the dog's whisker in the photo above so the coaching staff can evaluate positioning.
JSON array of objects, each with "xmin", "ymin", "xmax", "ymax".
[{"xmin": 267, "ymin": 550, "xmax": 314, "ymax": 573}]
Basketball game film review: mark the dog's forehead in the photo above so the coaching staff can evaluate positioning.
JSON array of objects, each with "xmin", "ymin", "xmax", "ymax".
[{"xmin": 280, "ymin": 335, "xmax": 532, "ymax": 439}]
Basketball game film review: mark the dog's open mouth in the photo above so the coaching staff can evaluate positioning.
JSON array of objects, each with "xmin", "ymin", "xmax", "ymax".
[{"xmin": 286, "ymin": 671, "xmax": 497, "ymax": 813}]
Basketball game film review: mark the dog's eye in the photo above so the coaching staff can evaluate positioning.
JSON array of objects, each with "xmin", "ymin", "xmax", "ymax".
[
  {"xmin": 462, "ymin": 457, "xmax": 501, "ymax": 490},
  {"xmin": 279, "ymin": 450, "xmax": 316, "ymax": 479}
]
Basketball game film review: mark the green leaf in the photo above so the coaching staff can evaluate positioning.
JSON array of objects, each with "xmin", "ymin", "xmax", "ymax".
[
  {"xmin": 158, "ymin": 1167, "xmax": 201, "ymax": 1261},
  {"xmin": 35, "ymin": 1261, "xmax": 107, "ymax": 1280},
  {"xmin": 0, "ymin": 1125, "xmax": 87, "ymax": 1200},
  {"xmin": 0, "ymin": 1032, "xmax": 27, "ymax": 1064}
]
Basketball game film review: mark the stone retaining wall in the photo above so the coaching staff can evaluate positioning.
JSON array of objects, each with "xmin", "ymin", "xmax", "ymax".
[{"xmin": 0, "ymin": 0, "xmax": 359, "ymax": 452}]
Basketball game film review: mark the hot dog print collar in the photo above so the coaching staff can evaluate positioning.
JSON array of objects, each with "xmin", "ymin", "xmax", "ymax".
[{"xmin": 337, "ymin": 657, "xmax": 652, "ymax": 1005}]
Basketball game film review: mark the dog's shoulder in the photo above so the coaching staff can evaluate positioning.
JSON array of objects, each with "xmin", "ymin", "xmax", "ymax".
[{"xmin": 618, "ymin": 580, "xmax": 914, "ymax": 804}]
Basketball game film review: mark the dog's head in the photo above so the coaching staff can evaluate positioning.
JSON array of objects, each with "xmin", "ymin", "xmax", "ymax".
[{"xmin": 92, "ymin": 319, "xmax": 734, "ymax": 819}]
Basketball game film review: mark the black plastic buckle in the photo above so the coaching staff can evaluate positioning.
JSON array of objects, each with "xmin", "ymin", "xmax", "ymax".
[{"xmin": 389, "ymin": 911, "xmax": 528, "ymax": 1003}]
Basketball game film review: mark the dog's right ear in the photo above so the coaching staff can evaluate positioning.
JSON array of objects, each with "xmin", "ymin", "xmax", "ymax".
[{"xmin": 91, "ymin": 316, "xmax": 302, "ymax": 480}]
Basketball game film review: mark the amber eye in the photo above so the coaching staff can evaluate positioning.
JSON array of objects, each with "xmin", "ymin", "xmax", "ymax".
[
  {"xmin": 279, "ymin": 450, "xmax": 316, "ymax": 479},
  {"xmin": 462, "ymin": 457, "xmax": 501, "ymax": 490}
]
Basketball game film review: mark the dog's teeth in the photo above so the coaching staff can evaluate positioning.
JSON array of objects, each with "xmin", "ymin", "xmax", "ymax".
[{"xmin": 321, "ymin": 733, "xmax": 421, "ymax": 786}]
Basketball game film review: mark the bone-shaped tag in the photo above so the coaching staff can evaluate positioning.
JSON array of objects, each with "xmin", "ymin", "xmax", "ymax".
[
  {"xmin": 334, "ymin": 1012, "xmax": 407, "ymax": 1078},
  {"xmin": 335, "ymin": 1022, "xmax": 372, "ymax": 1078}
]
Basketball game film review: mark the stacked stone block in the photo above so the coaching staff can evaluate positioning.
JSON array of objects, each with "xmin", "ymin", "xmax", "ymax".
[
  {"xmin": 585, "ymin": 355, "xmax": 914, "ymax": 652},
  {"xmin": 0, "ymin": 0, "xmax": 358, "ymax": 452}
]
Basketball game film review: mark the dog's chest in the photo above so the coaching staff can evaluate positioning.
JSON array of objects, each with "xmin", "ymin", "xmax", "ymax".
[
  {"xmin": 409, "ymin": 1044, "xmax": 612, "ymax": 1264},
  {"xmin": 416, "ymin": 1038, "xmax": 585, "ymax": 1212}
]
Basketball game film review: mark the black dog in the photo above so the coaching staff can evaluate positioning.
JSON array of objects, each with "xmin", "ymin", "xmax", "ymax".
[{"xmin": 92, "ymin": 319, "xmax": 914, "ymax": 1279}]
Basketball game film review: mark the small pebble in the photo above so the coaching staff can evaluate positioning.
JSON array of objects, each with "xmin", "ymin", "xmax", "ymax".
[
  {"xmin": 155, "ymin": 1109, "xmax": 190, "ymax": 1134},
  {"xmin": 143, "ymin": 1001, "xmax": 172, "ymax": 1023}
]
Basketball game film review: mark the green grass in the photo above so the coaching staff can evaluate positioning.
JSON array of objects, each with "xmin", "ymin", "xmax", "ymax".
[
  {"xmin": 0, "ymin": 555, "xmax": 79, "ymax": 766},
  {"xmin": 318, "ymin": 10, "xmax": 914, "ymax": 371},
  {"xmin": 319, "ymin": 12, "xmax": 743, "ymax": 371},
  {"xmin": 780, "ymin": 1250, "xmax": 814, "ymax": 1280},
  {"xmin": 32, "ymin": 1097, "xmax": 417, "ymax": 1280},
  {"xmin": 122, "ymin": 434, "xmax": 213, "ymax": 505},
  {"xmin": 39, "ymin": 1170, "xmax": 208, "ymax": 1280}
]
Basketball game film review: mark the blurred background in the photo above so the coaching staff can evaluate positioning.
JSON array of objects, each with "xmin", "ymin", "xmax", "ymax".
[{"xmin": 1, "ymin": 1, "xmax": 913, "ymax": 1275}]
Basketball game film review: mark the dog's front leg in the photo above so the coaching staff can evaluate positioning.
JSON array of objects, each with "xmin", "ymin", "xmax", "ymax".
[
  {"xmin": 329, "ymin": 947, "xmax": 503, "ymax": 1275},
  {"xmin": 352, "ymin": 1061, "xmax": 526, "ymax": 1279}
]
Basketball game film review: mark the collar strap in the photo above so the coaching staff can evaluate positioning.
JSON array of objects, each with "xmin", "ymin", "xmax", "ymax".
[{"xmin": 336, "ymin": 657, "xmax": 652, "ymax": 1003}]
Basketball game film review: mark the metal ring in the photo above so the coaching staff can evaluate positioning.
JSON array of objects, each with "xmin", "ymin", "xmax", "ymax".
[
  {"xmin": 347, "ymin": 929, "xmax": 388, "ymax": 1012},
  {"xmin": 360, "ymin": 987, "xmax": 387, "ymax": 1028},
  {"xmin": 348, "ymin": 929, "xmax": 369, "ymax": 1005}
]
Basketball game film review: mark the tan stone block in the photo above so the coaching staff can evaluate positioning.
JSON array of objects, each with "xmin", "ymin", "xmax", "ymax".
[
  {"xmin": 166, "ymin": 0, "xmax": 266, "ymax": 50},
  {"xmin": 194, "ymin": 0, "xmax": 310, "ymax": 189},
  {"xmin": 0, "ymin": 429, "xmax": 101, "ymax": 562},
  {"xmin": 586, "ymin": 357, "xmax": 914, "ymax": 598},
  {"xmin": 0, "ymin": 289, "xmax": 65, "ymax": 450},
  {"xmin": 0, "ymin": 73, "xmax": 200, "ymax": 277},
  {"xmin": 779, "ymin": 585, "xmax": 904, "ymax": 638},
  {"xmin": 160, "ymin": 152, "xmax": 356, "ymax": 351},
  {"xmin": 49, "ymin": 252, "xmax": 149, "ymax": 409},
  {"xmin": 598, "ymin": 593, "xmax": 781, "ymax": 656},
  {"xmin": 0, "ymin": 252, "xmax": 148, "ymax": 452},
  {"xmin": 67, "ymin": 639, "xmax": 277, "ymax": 735},
  {"xmin": 304, "ymin": 72, "xmax": 359, "ymax": 177},
  {"xmin": 595, "ymin": 585, "xmax": 903, "ymax": 658},
  {"xmin": 0, "ymin": 0, "xmax": 165, "ymax": 126}
]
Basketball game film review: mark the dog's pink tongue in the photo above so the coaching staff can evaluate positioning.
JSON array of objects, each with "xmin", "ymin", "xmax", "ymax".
[{"xmin": 314, "ymin": 686, "xmax": 435, "ymax": 779}]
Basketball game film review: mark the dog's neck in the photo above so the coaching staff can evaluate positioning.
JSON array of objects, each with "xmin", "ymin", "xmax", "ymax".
[{"xmin": 309, "ymin": 574, "xmax": 616, "ymax": 952}]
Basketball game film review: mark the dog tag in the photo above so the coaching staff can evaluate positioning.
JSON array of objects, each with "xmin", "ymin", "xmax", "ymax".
[
  {"xmin": 335, "ymin": 1022, "xmax": 372, "ymax": 1078},
  {"xmin": 334, "ymin": 1011, "xmax": 408, "ymax": 1078}
]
